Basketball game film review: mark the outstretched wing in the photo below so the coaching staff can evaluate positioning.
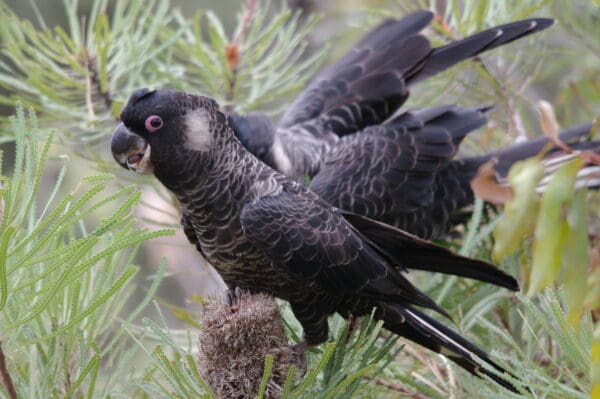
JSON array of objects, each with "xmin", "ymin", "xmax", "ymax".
[
  {"xmin": 279, "ymin": 11, "xmax": 552, "ymax": 135},
  {"xmin": 279, "ymin": 10, "xmax": 433, "ymax": 129},
  {"xmin": 309, "ymin": 105, "xmax": 489, "ymax": 222},
  {"xmin": 265, "ymin": 12, "xmax": 552, "ymax": 181}
]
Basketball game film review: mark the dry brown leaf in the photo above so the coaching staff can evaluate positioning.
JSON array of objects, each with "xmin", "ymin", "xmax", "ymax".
[
  {"xmin": 537, "ymin": 100, "xmax": 560, "ymax": 142},
  {"xmin": 537, "ymin": 102, "xmax": 600, "ymax": 166},
  {"xmin": 470, "ymin": 159, "xmax": 513, "ymax": 205},
  {"xmin": 225, "ymin": 43, "xmax": 238, "ymax": 70}
]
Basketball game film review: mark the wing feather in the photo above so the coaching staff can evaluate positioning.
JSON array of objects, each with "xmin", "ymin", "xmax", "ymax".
[
  {"xmin": 240, "ymin": 183, "xmax": 448, "ymax": 315},
  {"xmin": 279, "ymin": 11, "xmax": 434, "ymax": 128},
  {"xmin": 310, "ymin": 105, "xmax": 489, "ymax": 220}
]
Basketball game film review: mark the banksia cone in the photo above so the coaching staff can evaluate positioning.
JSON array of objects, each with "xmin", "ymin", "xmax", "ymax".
[{"xmin": 198, "ymin": 292, "xmax": 297, "ymax": 399}]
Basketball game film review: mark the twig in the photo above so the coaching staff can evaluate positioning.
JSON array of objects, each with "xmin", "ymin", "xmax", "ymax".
[
  {"xmin": 405, "ymin": 346, "xmax": 447, "ymax": 389},
  {"xmin": 224, "ymin": 0, "xmax": 258, "ymax": 111},
  {"xmin": 233, "ymin": 0, "xmax": 257, "ymax": 46},
  {"xmin": 78, "ymin": 16, "xmax": 96, "ymax": 121},
  {"xmin": 0, "ymin": 341, "xmax": 17, "ymax": 399},
  {"xmin": 494, "ymin": 307, "xmax": 511, "ymax": 336},
  {"xmin": 558, "ymin": 16, "xmax": 600, "ymax": 57},
  {"xmin": 80, "ymin": 14, "xmax": 115, "ymax": 117},
  {"xmin": 78, "ymin": 47, "xmax": 116, "ymax": 120},
  {"xmin": 83, "ymin": 49, "xmax": 96, "ymax": 121},
  {"xmin": 88, "ymin": 54, "xmax": 115, "ymax": 116},
  {"xmin": 568, "ymin": 81, "xmax": 594, "ymax": 115},
  {"xmin": 541, "ymin": 123, "xmax": 600, "ymax": 167},
  {"xmin": 365, "ymin": 376, "xmax": 431, "ymax": 399}
]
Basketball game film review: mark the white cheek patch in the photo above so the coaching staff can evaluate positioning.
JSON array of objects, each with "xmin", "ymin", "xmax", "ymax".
[{"xmin": 183, "ymin": 109, "xmax": 213, "ymax": 151}]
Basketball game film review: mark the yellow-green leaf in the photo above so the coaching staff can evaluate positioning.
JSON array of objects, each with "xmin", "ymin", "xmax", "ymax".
[
  {"xmin": 493, "ymin": 158, "xmax": 545, "ymax": 260},
  {"xmin": 562, "ymin": 189, "xmax": 589, "ymax": 327},
  {"xmin": 592, "ymin": 326, "xmax": 600, "ymax": 399},
  {"xmin": 528, "ymin": 158, "xmax": 584, "ymax": 295},
  {"xmin": 584, "ymin": 252, "xmax": 600, "ymax": 310}
]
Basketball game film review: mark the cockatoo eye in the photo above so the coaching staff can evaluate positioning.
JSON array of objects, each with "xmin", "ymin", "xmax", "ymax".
[{"xmin": 145, "ymin": 115, "xmax": 163, "ymax": 132}]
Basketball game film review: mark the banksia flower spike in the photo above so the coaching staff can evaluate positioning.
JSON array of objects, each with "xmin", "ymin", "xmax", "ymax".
[{"xmin": 198, "ymin": 291, "xmax": 297, "ymax": 399}]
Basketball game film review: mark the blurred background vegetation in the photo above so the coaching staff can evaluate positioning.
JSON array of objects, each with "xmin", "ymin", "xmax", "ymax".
[{"xmin": 0, "ymin": 0, "xmax": 598, "ymax": 397}]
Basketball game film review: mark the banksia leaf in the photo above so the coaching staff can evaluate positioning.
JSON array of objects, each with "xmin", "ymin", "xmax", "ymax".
[
  {"xmin": 593, "ymin": 326, "xmax": 600, "ymax": 399},
  {"xmin": 585, "ymin": 246, "xmax": 600, "ymax": 317},
  {"xmin": 529, "ymin": 158, "xmax": 584, "ymax": 295},
  {"xmin": 493, "ymin": 158, "xmax": 545, "ymax": 260},
  {"xmin": 562, "ymin": 189, "xmax": 590, "ymax": 327}
]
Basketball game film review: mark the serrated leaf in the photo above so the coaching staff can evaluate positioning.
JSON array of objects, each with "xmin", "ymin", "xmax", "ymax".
[{"xmin": 255, "ymin": 355, "xmax": 274, "ymax": 399}]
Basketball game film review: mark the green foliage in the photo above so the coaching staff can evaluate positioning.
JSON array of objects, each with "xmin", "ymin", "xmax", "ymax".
[
  {"xmin": 400, "ymin": 179, "xmax": 595, "ymax": 398},
  {"xmin": 0, "ymin": 0, "xmax": 183, "ymax": 143},
  {"xmin": 0, "ymin": 0, "xmax": 325, "ymax": 144},
  {"xmin": 545, "ymin": 0, "xmax": 600, "ymax": 125},
  {"xmin": 529, "ymin": 159, "xmax": 583, "ymax": 294},
  {"xmin": 461, "ymin": 290, "xmax": 592, "ymax": 399},
  {"xmin": 0, "ymin": 106, "xmax": 173, "ymax": 397},
  {"xmin": 163, "ymin": 1, "xmax": 324, "ymax": 113},
  {"xmin": 488, "ymin": 152, "xmax": 598, "ymax": 397},
  {"xmin": 492, "ymin": 155, "xmax": 596, "ymax": 327}
]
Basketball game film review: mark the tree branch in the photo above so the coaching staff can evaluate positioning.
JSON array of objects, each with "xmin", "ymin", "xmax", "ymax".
[
  {"xmin": 365, "ymin": 376, "xmax": 431, "ymax": 399},
  {"xmin": 88, "ymin": 53, "xmax": 115, "ymax": 116},
  {"xmin": 0, "ymin": 341, "xmax": 17, "ymax": 399}
]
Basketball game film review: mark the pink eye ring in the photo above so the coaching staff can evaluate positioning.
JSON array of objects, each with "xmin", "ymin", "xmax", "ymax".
[{"xmin": 145, "ymin": 115, "xmax": 163, "ymax": 132}]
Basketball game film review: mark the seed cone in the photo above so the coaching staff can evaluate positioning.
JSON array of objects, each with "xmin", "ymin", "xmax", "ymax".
[{"xmin": 198, "ymin": 292, "xmax": 296, "ymax": 399}]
